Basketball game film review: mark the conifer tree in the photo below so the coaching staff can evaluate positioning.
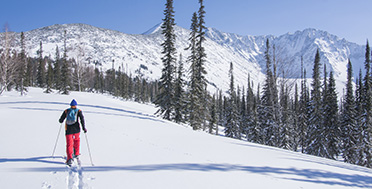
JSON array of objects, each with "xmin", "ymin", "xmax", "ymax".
[
  {"xmin": 186, "ymin": 12, "xmax": 198, "ymax": 126},
  {"xmin": 117, "ymin": 65, "xmax": 125, "ymax": 98},
  {"xmin": 342, "ymin": 59, "xmax": 358, "ymax": 164},
  {"xmin": 293, "ymin": 83, "xmax": 300, "ymax": 151},
  {"xmin": 298, "ymin": 59, "xmax": 309, "ymax": 153},
  {"xmin": 246, "ymin": 75, "xmax": 258, "ymax": 142},
  {"xmin": 17, "ymin": 32, "xmax": 27, "ymax": 95},
  {"xmin": 225, "ymin": 62, "xmax": 240, "ymax": 139},
  {"xmin": 25, "ymin": 43, "xmax": 35, "ymax": 87},
  {"xmin": 306, "ymin": 49, "xmax": 325, "ymax": 157},
  {"xmin": 254, "ymin": 84, "xmax": 263, "ymax": 144},
  {"xmin": 104, "ymin": 68, "xmax": 116, "ymax": 95},
  {"xmin": 93, "ymin": 67, "xmax": 102, "ymax": 93},
  {"xmin": 355, "ymin": 69, "xmax": 364, "ymax": 165},
  {"xmin": 44, "ymin": 60, "xmax": 53, "ymax": 93},
  {"xmin": 188, "ymin": 0, "xmax": 208, "ymax": 130},
  {"xmin": 259, "ymin": 39, "xmax": 277, "ymax": 146},
  {"xmin": 155, "ymin": 0, "xmax": 177, "ymax": 120},
  {"xmin": 36, "ymin": 41, "xmax": 46, "ymax": 88},
  {"xmin": 53, "ymin": 46, "xmax": 62, "ymax": 91},
  {"xmin": 216, "ymin": 90, "xmax": 224, "ymax": 135},
  {"xmin": 174, "ymin": 54, "xmax": 186, "ymax": 123},
  {"xmin": 240, "ymin": 87, "xmax": 248, "ymax": 139},
  {"xmin": 359, "ymin": 40, "xmax": 372, "ymax": 167},
  {"xmin": 60, "ymin": 30, "xmax": 71, "ymax": 95},
  {"xmin": 279, "ymin": 84, "xmax": 293, "ymax": 150},
  {"xmin": 323, "ymin": 71, "xmax": 340, "ymax": 159},
  {"xmin": 209, "ymin": 94, "xmax": 217, "ymax": 134}
]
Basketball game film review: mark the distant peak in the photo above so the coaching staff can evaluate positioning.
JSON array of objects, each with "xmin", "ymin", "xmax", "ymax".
[{"xmin": 142, "ymin": 23, "xmax": 163, "ymax": 35}]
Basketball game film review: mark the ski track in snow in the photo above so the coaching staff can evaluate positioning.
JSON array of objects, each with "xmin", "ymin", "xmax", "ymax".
[{"xmin": 67, "ymin": 164, "xmax": 84, "ymax": 189}]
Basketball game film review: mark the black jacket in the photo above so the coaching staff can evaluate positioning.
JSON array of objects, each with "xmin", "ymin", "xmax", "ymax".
[{"xmin": 59, "ymin": 108, "xmax": 86, "ymax": 135}]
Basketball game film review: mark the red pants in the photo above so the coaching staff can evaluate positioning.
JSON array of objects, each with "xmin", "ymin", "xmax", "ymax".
[{"xmin": 66, "ymin": 133, "xmax": 80, "ymax": 160}]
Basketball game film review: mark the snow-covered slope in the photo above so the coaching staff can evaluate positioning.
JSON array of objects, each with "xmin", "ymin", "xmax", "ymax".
[
  {"xmin": 1, "ymin": 88, "xmax": 372, "ymax": 188},
  {"xmin": 2, "ymin": 24, "xmax": 365, "ymax": 93}
]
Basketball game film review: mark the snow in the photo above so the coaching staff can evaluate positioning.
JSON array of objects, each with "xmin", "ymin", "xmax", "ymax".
[
  {"xmin": 1, "ymin": 88, "xmax": 372, "ymax": 189},
  {"xmin": 2, "ymin": 23, "xmax": 365, "ymax": 96}
]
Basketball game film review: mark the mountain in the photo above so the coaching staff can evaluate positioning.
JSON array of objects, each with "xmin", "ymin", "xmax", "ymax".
[
  {"xmin": 1, "ymin": 88, "xmax": 372, "ymax": 188},
  {"xmin": 2, "ymin": 23, "xmax": 366, "ymax": 93}
]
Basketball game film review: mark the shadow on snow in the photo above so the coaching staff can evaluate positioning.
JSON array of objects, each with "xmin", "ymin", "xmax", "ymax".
[
  {"xmin": 15, "ymin": 163, "xmax": 372, "ymax": 188},
  {"xmin": 1, "ymin": 101, "xmax": 164, "ymax": 123},
  {"xmin": 0, "ymin": 156, "xmax": 65, "ymax": 165}
]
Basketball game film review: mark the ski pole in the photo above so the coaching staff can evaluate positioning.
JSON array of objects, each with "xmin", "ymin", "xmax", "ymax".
[
  {"xmin": 52, "ymin": 123, "xmax": 63, "ymax": 158},
  {"xmin": 84, "ymin": 132, "xmax": 94, "ymax": 166}
]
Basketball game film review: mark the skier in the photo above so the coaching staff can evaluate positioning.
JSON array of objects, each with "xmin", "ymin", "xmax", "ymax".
[{"xmin": 59, "ymin": 99, "xmax": 87, "ymax": 166}]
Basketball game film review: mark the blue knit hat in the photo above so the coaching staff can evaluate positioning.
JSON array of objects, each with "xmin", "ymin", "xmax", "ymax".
[{"xmin": 70, "ymin": 99, "xmax": 77, "ymax": 106}]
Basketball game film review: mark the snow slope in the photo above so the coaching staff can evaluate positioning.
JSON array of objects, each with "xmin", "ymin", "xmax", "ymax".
[{"xmin": 1, "ymin": 88, "xmax": 372, "ymax": 189}]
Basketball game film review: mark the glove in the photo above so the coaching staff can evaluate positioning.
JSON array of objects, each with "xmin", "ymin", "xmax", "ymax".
[{"xmin": 83, "ymin": 128, "xmax": 87, "ymax": 133}]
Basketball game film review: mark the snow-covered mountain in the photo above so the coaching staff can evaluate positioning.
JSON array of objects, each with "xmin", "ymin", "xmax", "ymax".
[{"xmin": 3, "ymin": 23, "xmax": 366, "ymax": 93}]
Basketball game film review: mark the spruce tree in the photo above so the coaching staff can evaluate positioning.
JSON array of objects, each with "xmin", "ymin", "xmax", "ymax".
[
  {"xmin": 355, "ymin": 69, "xmax": 365, "ymax": 165},
  {"xmin": 60, "ymin": 30, "xmax": 71, "ymax": 95},
  {"xmin": 18, "ymin": 32, "xmax": 27, "ymax": 95},
  {"xmin": 279, "ymin": 84, "xmax": 293, "ymax": 150},
  {"xmin": 44, "ymin": 60, "xmax": 53, "ymax": 93},
  {"xmin": 298, "ymin": 59, "xmax": 310, "ymax": 153},
  {"xmin": 155, "ymin": 0, "xmax": 177, "ymax": 120},
  {"xmin": 246, "ymin": 75, "xmax": 259, "ymax": 142},
  {"xmin": 255, "ymin": 84, "xmax": 263, "ymax": 144},
  {"xmin": 93, "ymin": 67, "xmax": 102, "ymax": 93},
  {"xmin": 216, "ymin": 90, "xmax": 224, "ymax": 135},
  {"xmin": 188, "ymin": 0, "xmax": 208, "ymax": 130},
  {"xmin": 36, "ymin": 41, "xmax": 46, "ymax": 88},
  {"xmin": 306, "ymin": 49, "xmax": 325, "ymax": 157},
  {"xmin": 54, "ymin": 46, "xmax": 62, "ymax": 91},
  {"xmin": 209, "ymin": 94, "xmax": 217, "ymax": 134},
  {"xmin": 225, "ymin": 62, "xmax": 240, "ymax": 139},
  {"xmin": 259, "ymin": 39, "xmax": 277, "ymax": 146},
  {"xmin": 293, "ymin": 83, "xmax": 300, "ymax": 151},
  {"xmin": 323, "ymin": 71, "xmax": 340, "ymax": 159},
  {"xmin": 174, "ymin": 54, "xmax": 186, "ymax": 123},
  {"xmin": 240, "ymin": 87, "xmax": 248, "ymax": 139},
  {"xmin": 342, "ymin": 59, "xmax": 358, "ymax": 164},
  {"xmin": 359, "ymin": 40, "xmax": 372, "ymax": 167}
]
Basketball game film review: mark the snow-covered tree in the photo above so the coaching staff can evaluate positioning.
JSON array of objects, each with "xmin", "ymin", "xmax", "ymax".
[
  {"xmin": 279, "ymin": 83, "xmax": 294, "ymax": 150},
  {"xmin": 358, "ymin": 40, "xmax": 372, "ymax": 167},
  {"xmin": 306, "ymin": 49, "xmax": 326, "ymax": 157},
  {"xmin": 341, "ymin": 59, "xmax": 358, "ymax": 164},
  {"xmin": 298, "ymin": 67, "xmax": 310, "ymax": 153},
  {"xmin": 259, "ymin": 39, "xmax": 278, "ymax": 146},
  {"xmin": 224, "ymin": 62, "xmax": 240, "ymax": 139},
  {"xmin": 323, "ymin": 71, "xmax": 340, "ymax": 159}
]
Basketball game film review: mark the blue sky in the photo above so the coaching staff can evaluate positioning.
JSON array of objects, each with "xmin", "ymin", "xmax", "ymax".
[{"xmin": 0, "ymin": 0, "xmax": 370, "ymax": 45}]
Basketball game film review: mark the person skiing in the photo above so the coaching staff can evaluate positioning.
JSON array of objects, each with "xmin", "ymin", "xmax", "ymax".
[{"xmin": 59, "ymin": 99, "xmax": 87, "ymax": 166}]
